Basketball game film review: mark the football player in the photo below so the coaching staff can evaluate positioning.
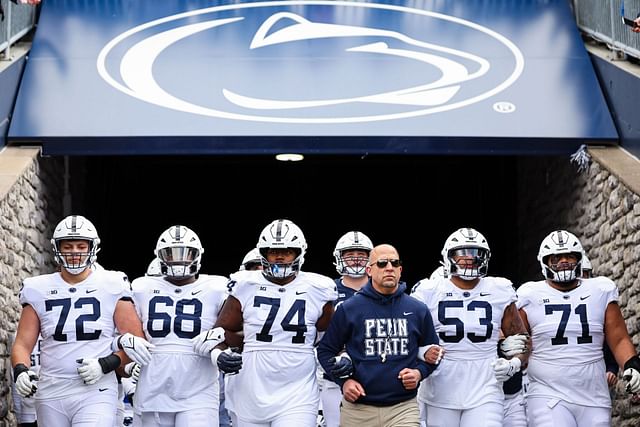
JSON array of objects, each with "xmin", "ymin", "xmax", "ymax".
[
  {"xmin": 411, "ymin": 227, "xmax": 529, "ymax": 427},
  {"xmin": 130, "ymin": 225, "xmax": 228, "ymax": 427},
  {"xmin": 518, "ymin": 231, "xmax": 640, "ymax": 426},
  {"xmin": 198, "ymin": 219, "xmax": 337, "ymax": 427},
  {"xmin": 318, "ymin": 231, "xmax": 373, "ymax": 427},
  {"xmin": 11, "ymin": 215, "xmax": 146, "ymax": 427}
]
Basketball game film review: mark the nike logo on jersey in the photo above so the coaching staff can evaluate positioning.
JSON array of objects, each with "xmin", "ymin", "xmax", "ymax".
[
  {"xmin": 86, "ymin": 289, "xmax": 97, "ymax": 294},
  {"xmin": 580, "ymin": 295, "xmax": 590, "ymax": 300},
  {"xmin": 192, "ymin": 290, "xmax": 202, "ymax": 295},
  {"xmin": 403, "ymin": 312, "xmax": 413, "ymax": 315},
  {"xmin": 296, "ymin": 291, "xmax": 307, "ymax": 295},
  {"xmin": 480, "ymin": 292, "xmax": 490, "ymax": 296},
  {"xmin": 98, "ymin": 388, "xmax": 108, "ymax": 392}
]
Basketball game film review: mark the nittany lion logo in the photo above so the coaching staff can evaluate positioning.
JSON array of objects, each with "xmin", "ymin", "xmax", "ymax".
[{"xmin": 97, "ymin": 1, "xmax": 524, "ymax": 123}]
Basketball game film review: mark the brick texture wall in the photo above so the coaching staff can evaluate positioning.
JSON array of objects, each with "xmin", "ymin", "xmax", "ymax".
[{"xmin": 0, "ymin": 155, "xmax": 63, "ymax": 426}]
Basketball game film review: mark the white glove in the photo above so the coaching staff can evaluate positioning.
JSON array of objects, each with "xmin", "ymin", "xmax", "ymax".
[
  {"xmin": 121, "ymin": 376, "xmax": 137, "ymax": 397},
  {"xmin": 492, "ymin": 357, "xmax": 521, "ymax": 382},
  {"xmin": 124, "ymin": 362, "xmax": 141, "ymax": 382},
  {"xmin": 15, "ymin": 371, "xmax": 38, "ymax": 398},
  {"xmin": 500, "ymin": 334, "xmax": 529, "ymax": 357},
  {"xmin": 77, "ymin": 358, "xmax": 105, "ymax": 385},
  {"xmin": 116, "ymin": 333, "xmax": 155, "ymax": 366},
  {"xmin": 192, "ymin": 327, "xmax": 226, "ymax": 357},
  {"xmin": 624, "ymin": 368, "xmax": 640, "ymax": 393}
]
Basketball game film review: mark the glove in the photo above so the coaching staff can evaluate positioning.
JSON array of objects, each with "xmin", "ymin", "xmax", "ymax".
[
  {"xmin": 211, "ymin": 348, "xmax": 243, "ymax": 374},
  {"xmin": 15, "ymin": 370, "xmax": 38, "ymax": 398},
  {"xmin": 624, "ymin": 356, "xmax": 640, "ymax": 393},
  {"xmin": 77, "ymin": 358, "xmax": 104, "ymax": 385},
  {"xmin": 124, "ymin": 362, "xmax": 141, "ymax": 382},
  {"xmin": 492, "ymin": 357, "xmax": 521, "ymax": 382},
  {"xmin": 328, "ymin": 353, "xmax": 353, "ymax": 379},
  {"xmin": 192, "ymin": 327, "xmax": 226, "ymax": 357},
  {"xmin": 500, "ymin": 334, "xmax": 529, "ymax": 357},
  {"xmin": 116, "ymin": 333, "xmax": 155, "ymax": 366}
]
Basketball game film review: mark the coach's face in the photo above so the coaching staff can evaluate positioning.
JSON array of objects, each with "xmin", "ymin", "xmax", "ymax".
[{"xmin": 367, "ymin": 244, "xmax": 402, "ymax": 295}]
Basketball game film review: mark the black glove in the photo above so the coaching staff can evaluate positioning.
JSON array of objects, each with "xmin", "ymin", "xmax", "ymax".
[
  {"xmin": 211, "ymin": 348, "xmax": 243, "ymax": 374},
  {"xmin": 328, "ymin": 354, "xmax": 353, "ymax": 379}
]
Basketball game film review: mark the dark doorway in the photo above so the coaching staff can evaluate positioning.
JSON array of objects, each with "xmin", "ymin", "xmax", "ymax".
[{"xmin": 71, "ymin": 155, "xmax": 519, "ymax": 288}]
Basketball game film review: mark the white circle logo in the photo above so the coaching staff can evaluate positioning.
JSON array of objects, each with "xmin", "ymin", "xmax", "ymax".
[{"xmin": 97, "ymin": 1, "xmax": 524, "ymax": 123}]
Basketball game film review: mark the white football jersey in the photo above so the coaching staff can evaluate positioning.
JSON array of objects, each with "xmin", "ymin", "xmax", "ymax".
[
  {"xmin": 19, "ymin": 269, "xmax": 131, "ymax": 399},
  {"xmin": 412, "ymin": 276, "xmax": 517, "ymax": 409},
  {"xmin": 517, "ymin": 277, "xmax": 616, "ymax": 408},
  {"xmin": 225, "ymin": 270, "xmax": 337, "ymax": 423},
  {"xmin": 131, "ymin": 274, "xmax": 228, "ymax": 412}
]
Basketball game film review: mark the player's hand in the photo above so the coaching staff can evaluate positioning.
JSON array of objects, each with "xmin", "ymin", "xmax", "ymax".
[
  {"xmin": 15, "ymin": 370, "xmax": 38, "ymax": 398},
  {"xmin": 124, "ymin": 362, "xmax": 141, "ymax": 382},
  {"xmin": 328, "ymin": 353, "xmax": 353, "ymax": 379},
  {"xmin": 500, "ymin": 334, "xmax": 529, "ymax": 357},
  {"xmin": 117, "ymin": 333, "xmax": 155, "ymax": 366},
  {"xmin": 624, "ymin": 368, "xmax": 640, "ymax": 393},
  {"xmin": 211, "ymin": 348, "xmax": 243, "ymax": 374},
  {"xmin": 192, "ymin": 327, "xmax": 226, "ymax": 357},
  {"xmin": 77, "ymin": 358, "xmax": 105, "ymax": 384},
  {"xmin": 492, "ymin": 357, "xmax": 521, "ymax": 382}
]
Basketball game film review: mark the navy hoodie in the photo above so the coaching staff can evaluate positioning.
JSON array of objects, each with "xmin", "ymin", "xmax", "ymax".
[{"xmin": 317, "ymin": 281, "xmax": 439, "ymax": 406}]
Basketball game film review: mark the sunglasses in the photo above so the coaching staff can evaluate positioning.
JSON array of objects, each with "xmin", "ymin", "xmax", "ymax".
[{"xmin": 371, "ymin": 259, "xmax": 402, "ymax": 268}]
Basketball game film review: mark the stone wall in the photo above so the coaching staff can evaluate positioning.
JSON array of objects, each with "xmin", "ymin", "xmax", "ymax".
[
  {"xmin": 0, "ymin": 153, "xmax": 63, "ymax": 426},
  {"xmin": 517, "ymin": 151, "xmax": 640, "ymax": 426}
]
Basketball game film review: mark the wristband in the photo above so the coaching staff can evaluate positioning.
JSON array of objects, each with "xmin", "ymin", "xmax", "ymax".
[
  {"xmin": 98, "ymin": 354, "xmax": 122, "ymax": 374},
  {"xmin": 624, "ymin": 355, "xmax": 640, "ymax": 372},
  {"xmin": 13, "ymin": 363, "xmax": 29, "ymax": 382}
]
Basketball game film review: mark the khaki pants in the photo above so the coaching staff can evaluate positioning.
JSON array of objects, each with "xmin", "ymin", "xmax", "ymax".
[{"xmin": 340, "ymin": 397, "xmax": 420, "ymax": 427}]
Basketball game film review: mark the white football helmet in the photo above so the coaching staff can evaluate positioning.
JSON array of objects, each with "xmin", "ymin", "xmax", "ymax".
[
  {"xmin": 333, "ymin": 231, "xmax": 373, "ymax": 277},
  {"xmin": 581, "ymin": 253, "xmax": 593, "ymax": 278},
  {"xmin": 155, "ymin": 225, "xmax": 203, "ymax": 279},
  {"xmin": 51, "ymin": 215, "xmax": 100, "ymax": 275},
  {"xmin": 441, "ymin": 228, "xmax": 490, "ymax": 280},
  {"xmin": 146, "ymin": 258, "xmax": 162, "ymax": 276},
  {"xmin": 257, "ymin": 219, "xmax": 307, "ymax": 280},
  {"xmin": 239, "ymin": 248, "xmax": 262, "ymax": 271},
  {"xmin": 538, "ymin": 230, "xmax": 583, "ymax": 283}
]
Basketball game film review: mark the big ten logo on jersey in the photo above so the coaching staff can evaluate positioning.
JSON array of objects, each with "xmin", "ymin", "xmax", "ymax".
[
  {"xmin": 30, "ymin": 339, "xmax": 42, "ymax": 368},
  {"xmin": 364, "ymin": 318, "xmax": 409, "ymax": 360}
]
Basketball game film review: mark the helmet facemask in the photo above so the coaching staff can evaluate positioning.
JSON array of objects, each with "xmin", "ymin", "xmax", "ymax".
[
  {"xmin": 336, "ymin": 249, "xmax": 370, "ymax": 278},
  {"xmin": 543, "ymin": 253, "xmax": 582, "ymax": 284},
  {"xmin": 260, "ymin": 248, "xmax": 303, "ymax": 280},
  {"xmin": 157, "ymin": 246, "xmax": 201, "ymax": 279},
  {"xmin": 53, "ymin": 239, "xmax": 98, "ymax": 275},
  {"xmin": 448, "ymin": 247, "xmax": 489, "ymax": 280}
]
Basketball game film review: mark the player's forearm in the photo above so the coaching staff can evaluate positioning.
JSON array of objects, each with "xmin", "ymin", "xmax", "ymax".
[{"xmin": 11, "ymin": 344, "xmax": 33, "ymax": 368}]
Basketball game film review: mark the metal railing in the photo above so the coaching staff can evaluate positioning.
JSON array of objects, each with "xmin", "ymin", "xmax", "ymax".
[
  {"xmin": 574, "ymin": 0, "xmax": 640, "ymax": 59},
  {"xmin": 0, "ymin": 0, "xmax": 37, "ymax": 59}
]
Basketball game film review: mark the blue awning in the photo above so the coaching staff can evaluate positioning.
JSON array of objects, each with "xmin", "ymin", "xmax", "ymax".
[{"xmin": 8, "ymin": 0, "xmax": 618, "ymax": 155}]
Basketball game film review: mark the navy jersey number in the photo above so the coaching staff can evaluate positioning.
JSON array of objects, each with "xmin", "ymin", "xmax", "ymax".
[
  {"xmin": 45, "ymin": 297, "xmax": 101, "ymax": 342},
  {"xmin": 438, "ymin": 300, "xmax": 493, "ymax": 343},
  {"xmin": 253, "ymin": 296, "xmax": 307, "ymax": 344},
  {"xmin": 147, "ymin": 296, "xmax": 203, "ymax": 338},
  {"xmin": 545, "ymin": 303, "xmax": 592, "ymax": 345}
]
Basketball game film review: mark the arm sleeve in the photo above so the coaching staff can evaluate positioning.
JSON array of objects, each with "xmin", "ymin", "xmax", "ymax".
[{"xmin": 317, "ymin": 305, "xmax": 350, "ymax": 387}]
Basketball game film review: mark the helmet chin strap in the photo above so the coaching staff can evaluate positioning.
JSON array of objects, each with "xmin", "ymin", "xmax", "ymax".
[{"xmin": 64, "ymin": 265, "xmax": 90, "ymax": 275}]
